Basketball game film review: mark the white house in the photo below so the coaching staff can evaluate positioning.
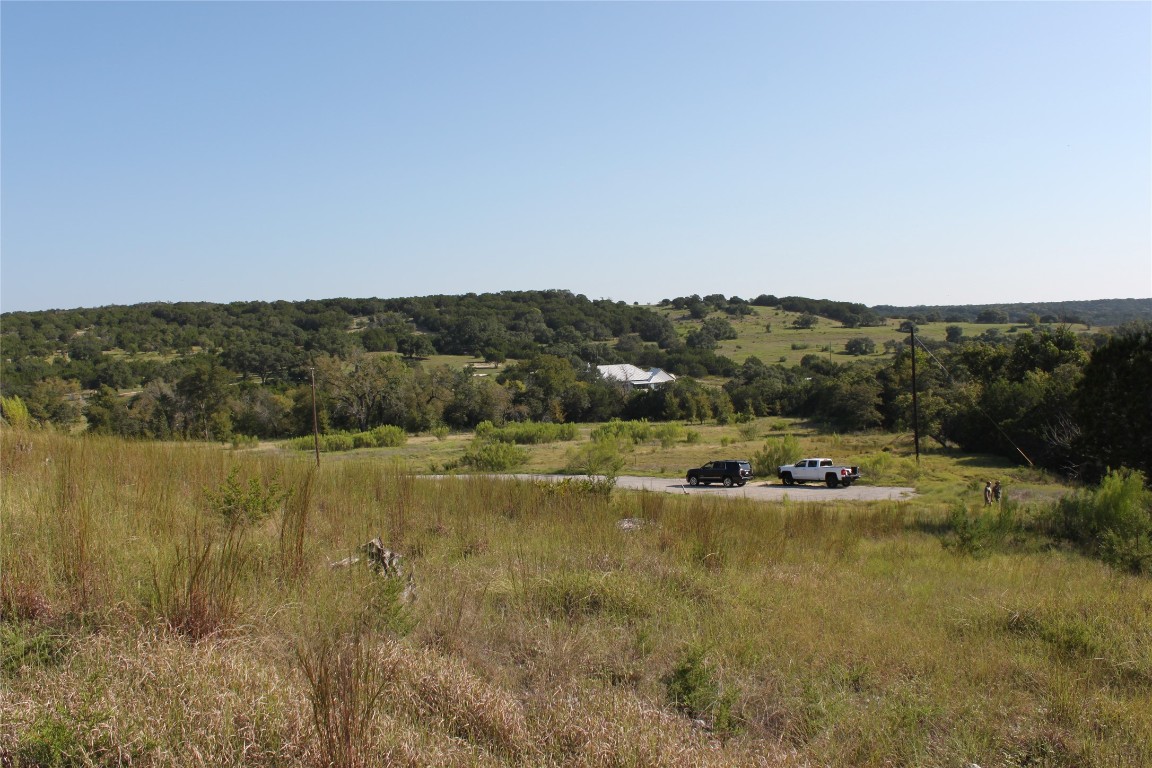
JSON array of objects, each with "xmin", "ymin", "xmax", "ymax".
[{"xmin": 596, "ymin": 363, "xmax": 676, "ymax": 390}]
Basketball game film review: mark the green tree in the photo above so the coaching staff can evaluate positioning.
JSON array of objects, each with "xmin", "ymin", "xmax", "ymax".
[
  {"xmin": 700, "ymin": 317, "xmax": 738, "ymax": 341},
  {"xmin": 844, "ymin": 337, "xmax": 876, "ymax": 356},
  {"xmin": 231, "ymin": 385, "xmax": 294, "ymax": 438},
  {"xmin": 792, "ymin": 313, "xmax": 819, "ymax": 330},
  {"xmin": 315, "ymin": 353, "xmax": 405, "ymax": 432},
  {"xmin": 84, "ymin": 385, "xmax": 133, "ymax": 435},
  {"xmin": 397, "ymin": 333, "xmax": 435, "ymax": 359},
  {"xmin": 26, "ymin": 377, "xmax": 84, "ymax": 430},
  {"xmin": 441, "ymin": 367, "xmax": 512, "ymax": 428},
  {"xmin": 976, "ymin": 308, "xmax": 1009, "ymax": 324},
  {"xmin": 499, "ymin": 354, "xmax": 580, "ymax": 422},
  {"xmin": 175, "ymin": 357, "xmax": 234, "ymax": 440},
  {"xmin": 1075, "ymin": 323, "xmax": 1152, "ymax": 483},
  {"xmin": 685, "ymin": 328, "xmax": 718, "ymax": 350}
]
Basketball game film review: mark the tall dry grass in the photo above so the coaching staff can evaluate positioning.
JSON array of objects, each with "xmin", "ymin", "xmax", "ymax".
[{"xmin": 2, "ymin": 427, "xmax": 1150, "ymax": 767}]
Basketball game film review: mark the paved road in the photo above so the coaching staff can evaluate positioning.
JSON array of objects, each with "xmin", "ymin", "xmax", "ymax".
[{"xmin": 504, "ymin": 474, "xmax": 917, "ymax": 502}]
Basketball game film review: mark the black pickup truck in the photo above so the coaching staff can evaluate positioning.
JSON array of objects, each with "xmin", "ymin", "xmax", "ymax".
[{"xmin": 686, "ymin": 460, "xmax": 753, "ymax": 487}]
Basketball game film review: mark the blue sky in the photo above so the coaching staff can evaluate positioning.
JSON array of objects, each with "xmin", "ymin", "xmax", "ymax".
[{"xmin": 2, "ymin": 1, "xmax": 1149, "ymax": 313}]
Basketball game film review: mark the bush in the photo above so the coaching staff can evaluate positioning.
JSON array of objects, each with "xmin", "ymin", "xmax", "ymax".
[
  {"xmin": 204, "ymin": 466, "xmax": 289, "ymax": 527},
  {"xmin": 590, "ymin": 419, "xmax": 652, "ymax": 445},
  {"xmin": 287, "ymin": 436, "xmax": 316, "ymax": 451},
  {"xmin": 1048, "ymin": 469, "xmax": 1152, "ymax": 573},
  {"xmin": 752, "ymin": 434, "xmax": 801, "ymax": 478},
  {"xmin": 653, "ymin": 423, "xmax": 685, "ymax": 448},
  {"xmin": 475, "ymin": 420, "xmax": 577, "ymax": 445},
  {"xmin": 664, "ymin": 648, "xmax": 736, "ymax": 734},
  {"xmin": 737, "ymin": 421, "xmax": 760, "ymax": 441},
  {"xmin": 370, "ymin": 425, "xmax": 407, "ymax": 447},
  {"xmin": 455, "ymin": 440, "xmax": 529, "ymax": 472},
  {"xmin": 324, "ymin": 433, "xmax": 355, "ymax": 452},
  {"xmin": 565, "ymin": 436, "xmax": 631, "ymax": 477},
  {"xmin": 1, "ymin": 395, "xmax": 32, "ymax": 429}
]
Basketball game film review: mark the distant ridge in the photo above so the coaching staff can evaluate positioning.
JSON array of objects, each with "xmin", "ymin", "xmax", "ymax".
[{"xmin": 870, "ymin": 298, "xmax": 1152, "ymax": 328}]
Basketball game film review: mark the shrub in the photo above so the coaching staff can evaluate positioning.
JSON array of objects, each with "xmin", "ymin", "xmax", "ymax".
[
  {"xmin": 324, "ymin": 433, "xmax": 355, "ymax": 452},
  {"xmin": 737, "ymin": 421, "xmax": 760, "ymax": 441},
  {"xmin": 565, "ymin": 437, "xmax": 630, "ymax": 477},
  {"xmin": 18, "ymin": 711, "xmax": 85, "ymax": 768},
  {"xmin": 942, "ymin": 504, "xmax": 990, "ymax": 557},
  {"xmin": 230, "ymin": 434, "xmax": 259, "ymax": 449},
  {"xmin": 369, "ymin": 425, "xmax": 407, "ymax": 447},
  {"xmin": 204, "ymin": 466, "xmax": 289, "ymax": 527},
  {"xmin": 455, "ymin": 440, "xmax": 529, "ymax": 472},
  {"xmin": 1, "ymin": 626, "xmax": 69, "ymax": 676},
  {"xmin": 590, "ymin": 419, "xmax": 652, "ymax": 445},
  {"xmin": 653, "ymin": 423, "xmax": 685, "ymax": 448},
  {"xmin": 1, "ymin": 395, "xmax": 32, "ymax": 429},
  {"xmin": 664, "ymin": 648, "xmax": 736, "ymax": 734},
  {"xmin": 752, "ymin": 434, "xmax": 801, "ymax": 477},
  {"xmin": 844, "ymin": 337, "xmax": 876, "ymax": 356},
  {"xmin": 1049, "ymin": 469, "xmax": 1152, "ymax": 573},
  {"xmin": 475, "ymin": 420, "xmax": 577, "ymax": 445}
]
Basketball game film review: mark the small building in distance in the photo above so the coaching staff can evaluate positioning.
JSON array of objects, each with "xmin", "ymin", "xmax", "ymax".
[{"xmin": 596, "ymin": 363, "xmax": 677, "ymax": 391}]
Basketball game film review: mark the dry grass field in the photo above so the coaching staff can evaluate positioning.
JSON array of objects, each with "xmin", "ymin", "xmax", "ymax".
[{"xmin": 2, "ymin": 427, "xmax": 1150, "ymax": 767}]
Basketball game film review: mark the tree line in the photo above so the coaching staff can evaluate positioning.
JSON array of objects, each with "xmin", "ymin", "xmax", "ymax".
[
  {"xmin": 722, "ymin": 322, "xmax": 1151, "ymax": 483},
  {"xmin": 2, "ymin": 292, "xmax": 1149, "ymax": 482}
]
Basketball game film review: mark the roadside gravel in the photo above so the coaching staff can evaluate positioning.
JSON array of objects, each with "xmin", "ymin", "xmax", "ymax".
[{"xmin": 503, "ymin": 474, "xmax": 918, "ymax": 501}]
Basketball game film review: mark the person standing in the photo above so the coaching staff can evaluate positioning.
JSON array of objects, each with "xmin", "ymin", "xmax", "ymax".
[
  {"xmin": 983, "ymin": 481, "xmax": 993, "ymax": 506},
  {"xmin": 992, "ymin": 481, "xmax": 1002, "ymax": 503}
]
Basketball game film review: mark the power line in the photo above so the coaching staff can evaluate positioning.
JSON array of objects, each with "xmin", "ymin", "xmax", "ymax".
[{"xmin": 911, "ymin": 334, "xmax": 1034, "ymax": 466}]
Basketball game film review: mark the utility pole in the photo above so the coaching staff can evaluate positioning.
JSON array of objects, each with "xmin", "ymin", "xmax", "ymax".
[
  {"xmin": 910, "ymin": 325, "xmax": 920, "ymax": 463},
  {"xmin": 309, "ymin": 366, "xmax": 321, "ymax": 467}
]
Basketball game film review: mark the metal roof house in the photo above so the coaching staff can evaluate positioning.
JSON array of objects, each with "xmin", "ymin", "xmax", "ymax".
[{"xmin": 596, "ymin": 364, "xmax": 677, "ymax": 390}]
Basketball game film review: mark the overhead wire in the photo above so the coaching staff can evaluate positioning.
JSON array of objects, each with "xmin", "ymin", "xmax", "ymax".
[{"xmin": 911, "ymin": 333, "xmax": 1035, "ymax": 466}]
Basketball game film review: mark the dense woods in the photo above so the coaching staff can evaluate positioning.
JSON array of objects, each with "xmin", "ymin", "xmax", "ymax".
[{"xmin": 2, "ymin": 292, "xmax": 1150, "ymax": 482}]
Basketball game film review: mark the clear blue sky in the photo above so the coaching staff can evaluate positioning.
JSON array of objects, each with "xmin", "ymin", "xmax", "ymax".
[{"xmin": 2, "ymin": 1, "xmax": 1149, "ymax": 313}]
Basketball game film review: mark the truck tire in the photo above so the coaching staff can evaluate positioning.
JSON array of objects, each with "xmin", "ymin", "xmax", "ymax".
[
  {"xmin": 723, "ymin": 477, "xmax": 734, "ymax": 487},
  {"xmin": 781, "ymin": 472, "xmax": 794, "ymax": 486},
  {"xmin": 688, "ymin": 476, "xmax": 699, "ymax": 487},
  {"xmin": 826, "ymin": 473, "xmax": 839, "ymax": 488},
  {"xmin": 841, "ymin": 479, "xmax": 853, "ymax": 487}
]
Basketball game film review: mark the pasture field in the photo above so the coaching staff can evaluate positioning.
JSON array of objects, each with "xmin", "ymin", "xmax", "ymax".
[
  {"xmin": 651, "ymin": 303, "xmax": 1076, "ymax": 367},
  {"xmin": 2, "ymin": 427, "xmax": 1149, "ymax": 767},
  {"xmin": 322, "ymin": 307, "xmax": 1046, "ymax": 373}
]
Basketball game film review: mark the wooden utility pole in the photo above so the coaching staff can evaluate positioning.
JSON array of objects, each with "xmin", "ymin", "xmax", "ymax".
[
  {"xmin": 910, "ymin": 325, "xmax": 920, "ymax": 463},
  {"xmin": 309, "ymin": 367, "xmax": 321, "ymax": 467}
]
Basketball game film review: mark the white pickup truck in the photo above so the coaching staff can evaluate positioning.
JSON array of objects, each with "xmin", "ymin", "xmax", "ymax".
[{"xmin": 777, "ymin": 458, "xmax": 861, "ymax": 488}]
